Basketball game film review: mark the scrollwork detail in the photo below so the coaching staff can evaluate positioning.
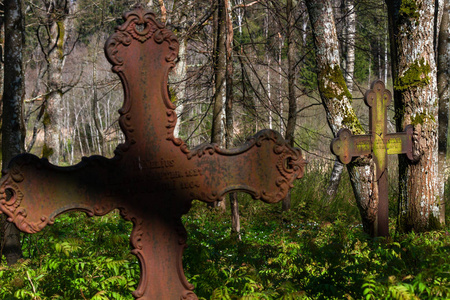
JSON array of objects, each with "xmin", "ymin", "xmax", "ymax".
[
  {"xmin": 105, "ymin": 5, "xmax": 179, "ymax": 69},
  {"xmin": 185, "ymin": 129, "xmax": 289, "ymax": 160},
  {"xmin": 181, "ymin": 291, "xmax": 198, "ymax": 300}
]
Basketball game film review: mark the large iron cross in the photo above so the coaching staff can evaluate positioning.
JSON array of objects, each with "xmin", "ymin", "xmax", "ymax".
[
  {"xmin": 0, "ymin": 7, "xmax": 305, "ymax": 300},
  {"xmin": 331, "ymin": 80, "xmax": 414, "ymax": 237}
]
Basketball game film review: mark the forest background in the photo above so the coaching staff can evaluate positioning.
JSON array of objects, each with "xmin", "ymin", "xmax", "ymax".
[{"xmin": 0, "ymin": 0, "xmax": 450, "ymax": 299}]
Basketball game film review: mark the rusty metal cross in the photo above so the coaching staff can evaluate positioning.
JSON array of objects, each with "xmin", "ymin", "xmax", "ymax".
[
  {"xmin": 0, "ymin": 7, "xmax": 305, "ymax": 300},
  {"xmin": 331, "ymin": 80, "xmax": 414, "ymax": 237}
]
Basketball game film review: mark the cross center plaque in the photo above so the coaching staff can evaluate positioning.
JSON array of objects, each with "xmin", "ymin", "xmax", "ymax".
[
  {"xmin": 0, "ymin": 7, "xmax": 305, "ymax": 299},
  {"xmin": 331, "ymin": 80, "xmax": 414, "ymax": 237}
]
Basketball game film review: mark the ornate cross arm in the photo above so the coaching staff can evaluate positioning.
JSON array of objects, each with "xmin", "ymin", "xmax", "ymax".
[
  {"xmin": 331, "ymin": 129, "xmax": 371, "ymax": 164},
  {"xmin": 0, "ymin": 154, "xmax": 117, "ymax": 234},
  {"xmin": 331, "ymin": 125, "xmax": 414, "ymax": 165},
  {"xmin": 186, "ymin": 129, "xmax": 306, "ymax": 203}
]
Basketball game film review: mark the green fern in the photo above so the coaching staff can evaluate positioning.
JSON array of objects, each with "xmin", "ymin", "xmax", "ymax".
[{"xmin": 91, "ymin": 290, "xmax": 109, "ymax": 300}]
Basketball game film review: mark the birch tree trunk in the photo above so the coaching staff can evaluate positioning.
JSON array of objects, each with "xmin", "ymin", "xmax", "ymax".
[
  {"xmin": 224, "ymin": 0, "xmax": 240, "ymax": 238},
  {"xmin": 265, "ymin": 6, "xmax": 273, "ymax": 130},
  {"xmin": 212, "ymin": 0, "xmax": 226, "ymax": 148},
  {"xmin": 326, "ymin": 0, "xmax": 356, "ymax": 201},
  {"xmin": 437, "ymin": 0, "xmax": 449, "ymax": 226},
  {"xmin": 388, "ymin": 0, "xmax": 441, "ymax": 232},
  {"xmin": 1, "ymin": 0, "xmax": 25, "ymax": 265},
  {"xmin": 278, "ymin": 33, "xmax": 284, "ymax": 134},
  {"xmin": 210, "ymin": 0, "xmax": 227, "ymax": 211},
  {"xmin": 92, "ymin": 33, "xmax": 106, "ymax": 156},
  {"xmin": 344, "ymin": 0, "xmax": 356, "ymax": 94},
  {"xmin": 172, "ymin": 38, "xmax": 187, "ymax": 138},
  {"xmin": 306, "ymin": 0, "xmax": 378, "ymax": 236}
]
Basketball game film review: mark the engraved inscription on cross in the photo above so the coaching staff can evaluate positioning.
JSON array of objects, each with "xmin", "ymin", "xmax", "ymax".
[
  {"xmin": 331, "ymin": 80, "xmax": 414, "ymax": 237},
  {"xmin": 0, "ymin": 7, "xmax": 305, "ymax": 300}
]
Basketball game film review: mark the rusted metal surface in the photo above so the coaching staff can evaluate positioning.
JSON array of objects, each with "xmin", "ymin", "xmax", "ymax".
[
  {"xmin": 331, "ymin": 80, "xmax": 414, "ymax": 237},
  {"xmin": 0, "ymin": 6, "xmax": 305, "ymax": 300}
]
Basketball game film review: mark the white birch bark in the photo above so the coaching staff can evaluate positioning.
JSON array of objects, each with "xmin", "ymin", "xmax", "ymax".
[
  {"xmin": 344, "ymin": 0, "xmax": 355, "ymax": 94},
  {"xmin": 388, "ymin": 0, "xmax": 440, "ymax": 231},
  {"xmin": 327, "ymin": 0, "xmax": 356, "ymax": 201},
  {"xmin": 172, "ymin": 38, "xmax": 188, "ymax": 138},
  {"xmin": 306, "ymin": 0, "xmax": 377, "ymax": 235}
]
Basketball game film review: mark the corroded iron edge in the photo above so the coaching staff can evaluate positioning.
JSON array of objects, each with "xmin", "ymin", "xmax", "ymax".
[
  {"xmin": 104, "ymin": 5, "xmax": 180, "ymax": 156},
  {"xmin": 190, "ymin": 129, "xmax": 306, "ymax": 204},
  {"xmin": 0, "ymin": 154, "xmax": 118, "ymax": 234}
]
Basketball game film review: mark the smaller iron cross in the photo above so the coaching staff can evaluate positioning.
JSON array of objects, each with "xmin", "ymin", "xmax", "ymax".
[
  {"xmin": 331, "ymin": 80, "xmax": 414, "ymax": 237},
  {"xmin": 0, "ymin": 6, "xmax": 305, "ymax": 300}
]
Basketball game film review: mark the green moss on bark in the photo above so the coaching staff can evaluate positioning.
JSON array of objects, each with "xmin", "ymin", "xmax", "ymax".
[
  {"xmin": 43, "ymin": 112, "xmax": 51, "ymax": 126},
  {"xmin": 318, "ymin": 64, "xmax": 363, "ymax": 135},
  {"xmin": 318, "ymin": 65, "xmax": 352, "ymax": 102},
  {"xmin": 169, "ymin": 86, "xmax": 177, "ymax": 103},
  {"xmin": 394, "ymin": 58, "xmax": 431, "ymax": 91},
  {"xmin": 57, "ymin": 21, "xmax": 65, "ymax": 60},
  {"xmin": 410, "ymin": 112, "xmax": 435, "ymax": 126},
  {"xmin": 399, "ymin": 0, "xmax": 420, "ymax": 21},
  {"xmin": 427, "ymin": 213, "xmax": 441, "ymax": 230},
  {"xmin": 42, "ymin": 144, "xmax": 54, "ymax": 159},
  {"xmin": 342, "ymin": 107, "xmax": 364, "ymax": 135}
]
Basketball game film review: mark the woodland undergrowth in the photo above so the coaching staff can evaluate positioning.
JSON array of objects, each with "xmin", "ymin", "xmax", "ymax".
[{"xmin": 0, "ymin": 162, "xmax": 449, "ymax": 299}]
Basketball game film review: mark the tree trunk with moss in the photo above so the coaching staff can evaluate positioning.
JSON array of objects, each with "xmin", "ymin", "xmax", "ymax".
[
  {"xmin": 1, "ymin": 0, "xmax": 25, "ymax": 265},
  {"xmin": 306, "ymin": 0, "xmax": 378, "ymax": 236},
  {"xmin": 42, "ymin": 0, "xmax": 71, "ymax": 165},
  {"xmin": 326, "ymin": 0, "xmax": 356, "ymax": 202},
  {"xmin": 388, "ymin": 0, "xmax": 440, "ymax": 232}
]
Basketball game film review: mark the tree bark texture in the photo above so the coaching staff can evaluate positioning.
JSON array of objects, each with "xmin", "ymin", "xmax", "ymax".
[
  {"xmin": 42, "ymin": 0, "xmax": 70, "ymax": 165},
  {"xmin": 326, "ymin": 159, "xmax": 344, "ymax": 201},
  {"xmin": 437, "ymin": 0, "xmax": 449, "ymax": 225},
  {"xmin": 306, "ymin": 0, "xmax": 378, "ymax": 236},
  {"xmin": 1, "ymin": 0, "xmax": 25, "ymax": 265},
  {"xmin": 388, "ymin": 0, "xmax": 441, "ymax": 232},
  {"xmin": 344, "ymin": 0, "xmax": 356, "ymax": 94},
  {"xmin": 210, "ymin": 0, "xmax": 227, "ymax": 211},
  {"xmin": 172, "ymin": 38, "xmax": 188, "ymax": 139},
  {"xmin": 92, "ymin": 37, "xmax": 106, "ymax": 156},
  {"xmin": 327, "ymin": 0, "xmax": 356, "ymax": 202},
  {"xmin": 223, "ymin": 0, "xmax": 240, "ymax": 236},
  {"xmin": 212, "ymin": 0, "xmax": 226, "ymax": 147},
  {"xmin": 283, "ymin": 0, "xmax": 298, "ymax": 211}
]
